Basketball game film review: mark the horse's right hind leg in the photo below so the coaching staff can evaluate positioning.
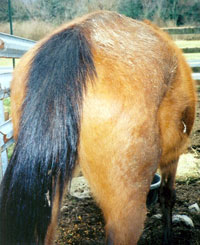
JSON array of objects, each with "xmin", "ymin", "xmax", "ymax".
[
  {"xmin": 159, "ymin": 160, "xmax": 178, "ymax": 245},
  {"xmin": 79, "ymin": 103, "xmax": 161, "ymax": 244}
]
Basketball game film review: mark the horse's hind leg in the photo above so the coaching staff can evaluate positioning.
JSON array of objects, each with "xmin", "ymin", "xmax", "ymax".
[
  {"xmin": 79, "ymin": 99, "xmax": 161, "ymax": 244},
  {"xmin": 159, "ymin": 160, "xmax": 178, "ymax": 245},
  {"xmin": 80, "ymin": 156, "xmax": 156, "ymax": 245}
]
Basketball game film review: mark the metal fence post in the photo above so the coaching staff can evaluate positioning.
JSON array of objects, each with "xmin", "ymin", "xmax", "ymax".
[{"xmin": 0, "ymin": 99, "xmax": 8, "ymax": 182}]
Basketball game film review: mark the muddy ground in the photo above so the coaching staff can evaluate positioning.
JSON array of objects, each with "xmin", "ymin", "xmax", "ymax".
[{"xmin": 55, "ymin": 98, "xmax": 200, "ymax": 245}]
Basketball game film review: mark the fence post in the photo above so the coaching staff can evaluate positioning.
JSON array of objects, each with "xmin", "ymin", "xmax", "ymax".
[{"xmin": 0, "ymin": 99, "xmax": 8, "ymax": 182}]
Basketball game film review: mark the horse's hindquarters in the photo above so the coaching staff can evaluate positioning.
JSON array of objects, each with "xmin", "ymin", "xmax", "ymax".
[{"xmin": 79, "ymin": 79, "xmax": 161, "ymax": 244}]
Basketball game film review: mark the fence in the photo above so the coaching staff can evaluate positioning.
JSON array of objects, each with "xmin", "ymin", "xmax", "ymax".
[
  {"xmin": 163, "ymin": 26, "xmax": 200, "ymax": 91},
  {"xmin": 0, "ymin": 32, "xmax": 36, "ymax": 181},
  {"xmin": 0, "ymin": 30, "xmax": 200, "ymax": 182},
  {"xmin": 163, "ymin": 26, "xmax": 200, "ymax": 41}
]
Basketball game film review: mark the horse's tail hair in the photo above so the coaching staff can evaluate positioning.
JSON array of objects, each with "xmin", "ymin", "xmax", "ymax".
[{"xmin": 0, "ymin": 26, "xmax": 96, "ymax": 244}]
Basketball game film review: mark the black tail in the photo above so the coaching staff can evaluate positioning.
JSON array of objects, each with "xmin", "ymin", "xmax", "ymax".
[{"xmin": 0, "ymin": 26, "xmax": 96, "ymax": 244}]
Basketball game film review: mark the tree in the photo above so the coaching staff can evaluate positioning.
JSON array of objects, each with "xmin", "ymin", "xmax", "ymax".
[
  {"xmin": 0, "ymin": 0, "xmax": 9, "ymax": 22},
  {"xmin": 2, "ymin": 0, "xmax": 200, "ymax": 26},
  {"xmin": 118, "ymin": 0, "xmax": 143, "ymax": 19}
]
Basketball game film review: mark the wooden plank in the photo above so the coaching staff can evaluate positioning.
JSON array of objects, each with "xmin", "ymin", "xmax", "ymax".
[
  {"xmin": 183, "ymin": 47, "xmax": 200, "ymax": 53},
  {"xmin": 163, "ymin": 27, "xmax": 200, "ymax": 35}
]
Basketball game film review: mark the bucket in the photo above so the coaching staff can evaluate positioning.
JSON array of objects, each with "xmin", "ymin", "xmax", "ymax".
[{"xmin": 146, "ymin": 173, "xmax": 161, "ymax": 207}]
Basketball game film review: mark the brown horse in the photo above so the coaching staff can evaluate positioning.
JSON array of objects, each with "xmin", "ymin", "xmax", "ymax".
[{"xmin": 0, "ymin": 11, "xmax": 196, "ymax": 245}]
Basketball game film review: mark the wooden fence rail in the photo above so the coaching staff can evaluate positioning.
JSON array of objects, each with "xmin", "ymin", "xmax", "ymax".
[
  {"xmin": 0, "ymin": 31, "xmax": 200, "ymax": 182},
  {"xmin": 163, "ymin": 26, "xmax": 200, "ymax": 41},
  {"xmin": 163, "ymin": 27, "xmax": 200, "ymax": 35}
]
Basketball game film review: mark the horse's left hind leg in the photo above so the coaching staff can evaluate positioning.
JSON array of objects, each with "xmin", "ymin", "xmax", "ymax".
[{"xmin": 159, "ymin": 160, "xmax": 178, "ymax": 245}]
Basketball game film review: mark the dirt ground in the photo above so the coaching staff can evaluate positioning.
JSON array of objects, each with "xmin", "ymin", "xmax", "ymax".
[{"xmin": 55, "ymin": 98, "xmax": 200, "ymax": 245}]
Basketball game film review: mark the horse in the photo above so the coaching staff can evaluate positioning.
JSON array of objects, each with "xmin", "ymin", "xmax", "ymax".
[{"xmin": 0, "ymin": 11, "xmax": 196, "ymax": 245}]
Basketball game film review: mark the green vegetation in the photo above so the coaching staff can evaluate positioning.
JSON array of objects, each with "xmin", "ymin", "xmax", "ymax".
[
  {"xmin": 0, "ymin": 58, "xmax": 18, "ymax": 66},
  {"xmin": 0, "ymin": 1, "xmax": 200, "ymax": 40},
  {"xmin": 0, "ymin": 20, "xmax": 55, "ymax": 40},
  {"xmin": 175, "ymin": 41, "xmax": 200, "ymax": 60},
  {"xmin": 3, "ymin": 98, "xmax": 11, "ymax": 115},
  {"xmin": 7, "ymin": 144, "xmax": 14, "ymax": 160},
  {"xmin": 1, "ymin": 0, "xmax": 200, "ymax": 27}
]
